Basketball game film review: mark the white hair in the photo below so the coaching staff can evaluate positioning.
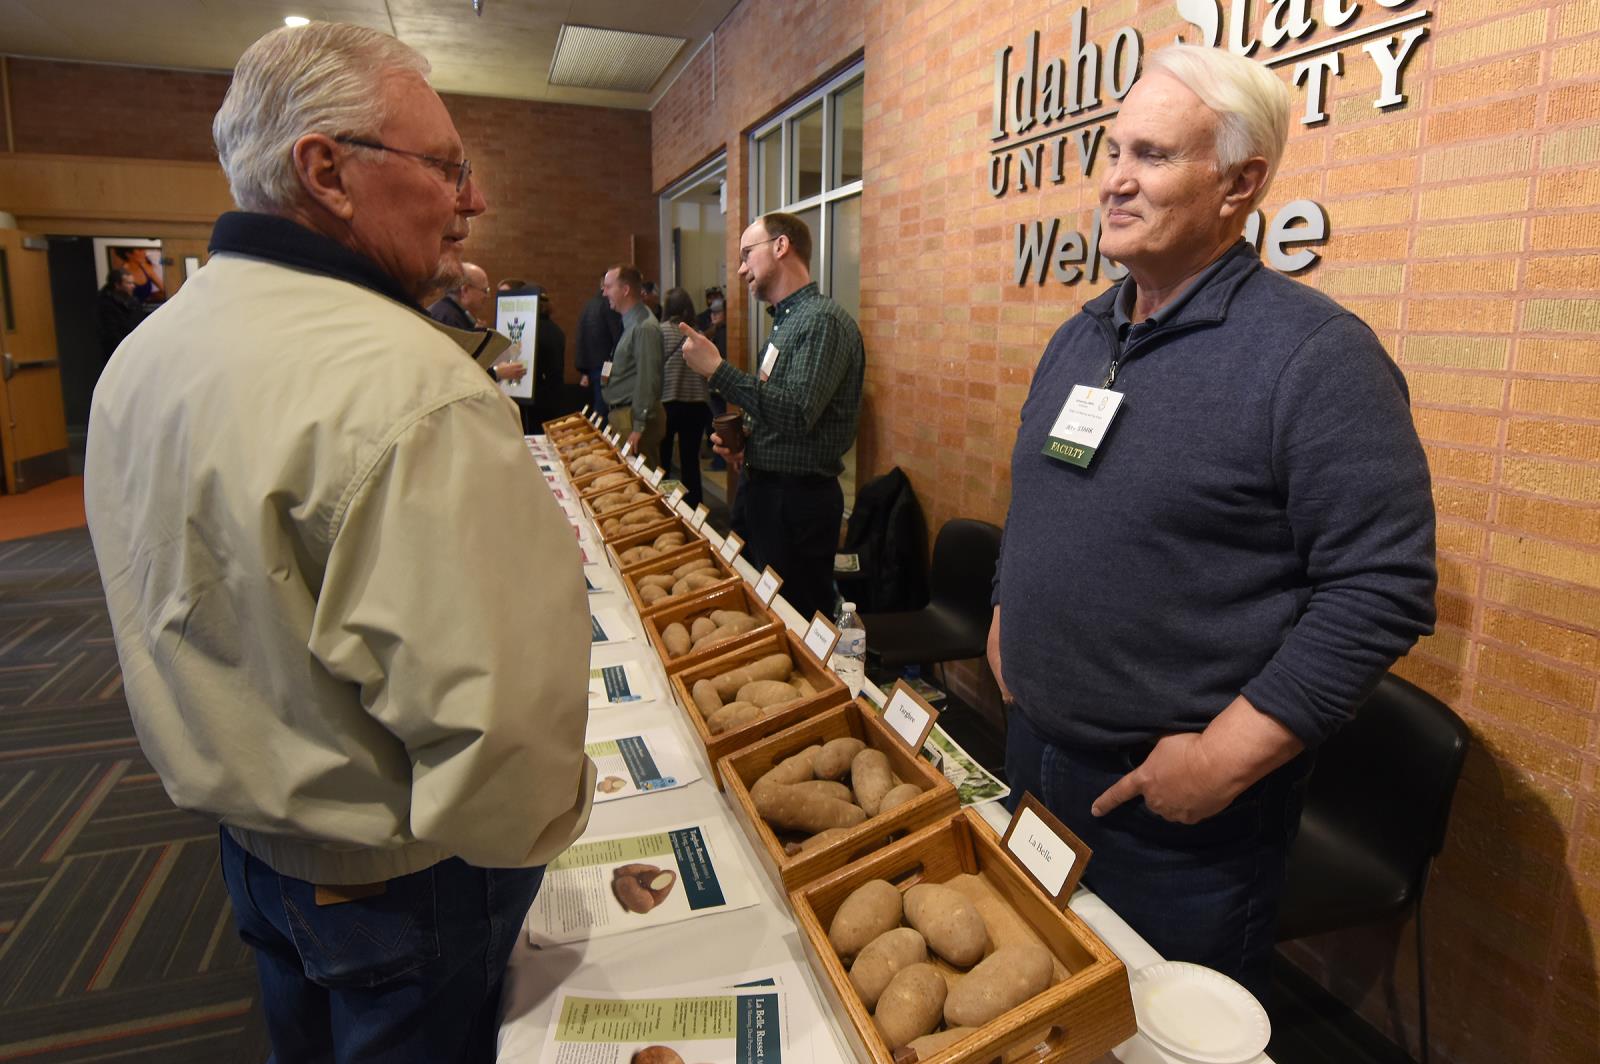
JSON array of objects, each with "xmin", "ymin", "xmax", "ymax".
[
  {"xmin": 213, "ymin": 22, "xmax": 430, "ymax": 213},
  {"xmin": 1143, "ymin": 45, "xmax": 1289, "ymax": 212}
]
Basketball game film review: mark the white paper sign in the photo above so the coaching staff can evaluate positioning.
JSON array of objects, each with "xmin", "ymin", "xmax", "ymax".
[
  {"xmin": 802, "ymin": 613, "xmax": 840, "ymax": 665},
  {"xmin": 667, "ymin": 485, "xmax": 686, "ymax": 509},
  {"xmin": 600, "ymin": 359, "xmax": 613, "ymax": 382},
  {"xmin": 493, "ymin": 293, "xmax": 538, "ymax": 400},
  {"xmin": 884, "ymin": 686, "xmax": 934, "ymax": 752},
  {"xmin": 753, "ymin": 566, "xmax": 782, "ymax": 607},
  {"xmin": 631, "ymin": 454, "xmax": 646, "ymax": 473},
  {"xmin": 582, "ymin": 403, "xmax": 592, "ymax": 416},
  {"xmin": 719, "ymin": 532, "xmax": 743, "ymax": 564},
  {"xmin": 620, "ymin": 440, "xmax": 633, "ymax": 459},
  {"xmin": 591, "ymin": 412, "xmax": 603, "ymax": 427},
  {"xmin": 648, "ymin": 466, "xmax": 666, "ymax": 487},
  {"xmin": 1007, "ymin": 805, "xmax": 1075, "ymax": 896},
  {"xmin": 689, "ymin": 504, "xmax": 710, "ymax": 531}
]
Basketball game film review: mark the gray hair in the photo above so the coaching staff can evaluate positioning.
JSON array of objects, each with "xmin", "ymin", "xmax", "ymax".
[
  {"xmin": 213, "ymin": 22, "xmax": 430, "ymax": 213},
  {"xmin": 1143, "ymin": 45, "xmax": 1289, "ymax": 212}
]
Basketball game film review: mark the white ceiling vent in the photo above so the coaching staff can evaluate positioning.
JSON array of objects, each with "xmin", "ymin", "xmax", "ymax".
[{"xmin": 548, "ymin": 24, "xmax": 686, "ymax": 92}]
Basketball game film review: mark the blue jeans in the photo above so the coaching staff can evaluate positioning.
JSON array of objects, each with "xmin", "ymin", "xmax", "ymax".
[
  {"xmin": 1004, "ymin": 706, "xmax": 1308, "ymax": 1002},
  {"xmin": 219, "ymin": 828, "xmax": 543, "ymax": 1064}
]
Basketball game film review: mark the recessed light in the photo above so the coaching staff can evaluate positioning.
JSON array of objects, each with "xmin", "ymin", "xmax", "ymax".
[{"xmin": 284, "ymin": 16, "xmax": 310, "ymax": 27}]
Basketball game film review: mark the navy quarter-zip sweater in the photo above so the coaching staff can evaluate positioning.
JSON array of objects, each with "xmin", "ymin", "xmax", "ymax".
[{"xmin": 995, "ymin": 241, "xmax": 1437, "ymax": 750}]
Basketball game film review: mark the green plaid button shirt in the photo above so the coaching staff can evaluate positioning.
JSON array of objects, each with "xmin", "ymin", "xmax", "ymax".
[{"xmin": 708, "ymin": 283, "xmax": 864, "ymax": 477}]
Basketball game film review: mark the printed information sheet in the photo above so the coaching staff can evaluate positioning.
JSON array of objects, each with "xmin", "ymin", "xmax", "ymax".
[
  {"xmin": 586, "ymin": 727, "xmax": 700, "ymax": 802},
  {"xmin": 589, "ymin": 662, "xmax": 655, "ymax": 707},
  {"xmin": 590, "ymin": 608, "xmax": 636, "ymax": 647},
  {"xmin": 527, "ymin": 820, "xmax": 760, "ymax": 945}
]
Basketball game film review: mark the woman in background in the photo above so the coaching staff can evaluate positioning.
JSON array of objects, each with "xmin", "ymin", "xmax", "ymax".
[{"xmin": 657, "ymin": 287, "xmax": 712, "ymax": 508}]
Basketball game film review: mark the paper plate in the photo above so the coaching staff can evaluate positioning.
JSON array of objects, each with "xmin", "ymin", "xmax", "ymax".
[{"xmin": 1130, "ymin": 961, "xmax": 1271, "ymax": 1064}]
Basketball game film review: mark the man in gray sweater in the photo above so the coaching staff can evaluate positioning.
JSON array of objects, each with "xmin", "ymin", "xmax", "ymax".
[
  {"xmin": 601, "ymin": 263, "xmax": 666, "ymax": 465},
  {"xmin": 989, "ymin": 45, "xmax": 1436, "ymax": 1000}
]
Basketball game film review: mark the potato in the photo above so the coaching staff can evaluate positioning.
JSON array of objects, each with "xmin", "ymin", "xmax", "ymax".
[
  {"xmin": 653, "ymin": 531, "xmax": 685, "ymax": 549},
  {"xmin": 672, "ymin": 557, "xmax": 716, "ymax": 579},
  {"xmin": 592, "ymin": 471, "xmax": 633, "ymax": 490},
  {"xmin": 639, "ymin": 583, "xmax": 667, "ymax": 603},
  {"xmin": 873, "ymin": 963, "xmax": 946, "ymax": 1050},
  {"xmin": 690, "ymin": 627, "xmax": 738, "ymax": 652},
  {"xmin": 620, "ymin": 507, "xmax": 660, "ymax": 526},
  {"xmin": 753, "ymin": 780, "xmax": 866, "ymax": 832},
  {"xmin": 707, "ymin": 701, "xmax": 764, "ymax": 735},
  {"xmin": 794, "ymin": 675, "xmax": 817, "ymax": 697},
  {"xmin": 798, "ymin": 826, "xmax": 854, "ymax": 853},
  {"xmin": 737, "ymin": 679, "xmax": 801, "ymax": 708},
  {"xmin": 790, "ymin": 779, "xmax": 853, "ymax": 804},
  {"xmin": 755, "ymin": 745, "xmax": 820, "ymax": 789},
  {"xmin": 903, "ymin": 883, "xmax": 989, "ymax": 967},
  {"xmin": 619, "ymin": 545, "xmax": 657, "ymax": 565},
  {"xmin": 828, "ymin": 879, "xmax": 903, "ymax": 960},
  {"xmin": 944, "ymin": 943, "xmax": 1054, "ymax": 1027},
  {"xmin": 877, "ymin": 782, "xmax": 922, "ymax": 815},
  {"xmin": 850, "ymin": 748, "xmax": 895, "ymax": 815},
  {"xmin": 689, "ymin": 615, "xmax": 717, "ymax": 641},
  {"xmin": 662, "ymin": 622, "xmax": 691, "ymax": 656},
  {"xmin": 638, "ymin": 573, "xmax": 677, "ymax": 591},
  {"xmin": 709, "ymin": 610, "xmax": 760, "ymax": 631},
  {"xmin": 630, "ymin": 1047, "xmax": 684, "ymax": 1064},
  {"xmin": 849, "ymin": 927, "xmax": 928, "ymax": 1010},
  {"xmin": 670, "ymin": 570, "xmax": 722, "ymax": 596},
  {"xmin": 708, "ymin": 653, "xmax": 793, "ymax": 700},
  {"xmin": 601, "ymin": 518, "xmax": 621, "ymax": 536},
  {"xmin": 815, "ymin": 737, "xmax": 865, "ymax": 780},
  {"xmin": 945, "ymin": 874, "xmax": 1065, "ymax": 978},
  {"xmin": 907, "ymin": 1029, "xmax": 975, "ymax": 1058},
  {"xmin": 691, "ymin": 679, "xmax": 723, "ymax": 716}
]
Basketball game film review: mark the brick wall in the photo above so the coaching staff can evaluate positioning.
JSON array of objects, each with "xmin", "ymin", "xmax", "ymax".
[
  {"xmin": 652, "ymin": 1, "xmax": 1600, "ymax": 1061},
  {"xmin": 3, "ymin": 57, "xmax": 658, "ymax": 363}
]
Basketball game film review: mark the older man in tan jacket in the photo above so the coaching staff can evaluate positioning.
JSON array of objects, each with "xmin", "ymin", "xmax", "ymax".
[{"xmin": 84, "ymin": 22, "xmax": 592, "ymax": 1063}]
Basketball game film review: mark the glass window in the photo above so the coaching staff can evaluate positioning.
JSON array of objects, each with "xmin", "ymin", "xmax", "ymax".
[
  {"xmin": 757, "ymin": 131, "xmax": 781, "ymax": 214},
  {"xmin": 833, "ymin": 80, "xmax": 864, "ymax": 188},
  {"xmin": 790, "ymin": 104, "xmax": 824, "ymax": 202},
  {"xmin": 829, "ymin": 196, "xmax": 861, "ymax": 319},
  {"xmin": 794, "ymin": 205, "xmax": 822, "ymax": 281}
]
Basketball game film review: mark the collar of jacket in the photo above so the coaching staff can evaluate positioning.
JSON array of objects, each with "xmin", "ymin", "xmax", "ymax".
[
  {"xmin": 209, "ymin": 211, "xmax": 421, "ymax": 309},
  {"xmin": 766, "ymin": 281, "xmax": 820, "ymax": 318},
  {"xmin": 1084, "ymin": 239, "xmax": 1260, "ymax": 329}
]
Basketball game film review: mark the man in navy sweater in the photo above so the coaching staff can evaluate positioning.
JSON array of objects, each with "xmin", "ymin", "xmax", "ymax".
[{"xmin": 989, "ymin": 45, "xmax": 1436, "ymax": 1000}]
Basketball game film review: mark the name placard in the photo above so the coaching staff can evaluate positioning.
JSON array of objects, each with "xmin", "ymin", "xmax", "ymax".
[
  {"xmin": 648, "ymin": 466, "xmax": 666, "ymax": 487},
  {"xmin": 582, "ymin": 403, "xmax": 592, "ymax": 416},
  {"xmin": 630, "ymin": 453, "xmax": 646, "ymax": 472},
  {"xmin": 753, "ymin": 566, "xmax": 783, "ymax": 606},
  {"xmin": 802, "ymin": 612, "xmax": 841, "ymax": 666},
  {"xmin": 689, "ymin": 504, "xmax": 710, "ymax": 531},
  {"xmin": 667, "ymin": 485, "xmax": 686, "ymax": 509},
  {"xmin": 882, "ymin": 680, "xmax": 940, "ymax": 755},
  {"xmin": 591, "ymin": 412, "xmax": 603, "ymax": 428},
  {"xmin": 719, "ymin": 532, "xmax": 744, "ymax": 564},
  {"xmin": 620, "ymin": 440, "xmax": 633, "ymax": 459},
  {"xmin": 1000, "ymin": 792, "xmax": 1092, "ymax": 909}
]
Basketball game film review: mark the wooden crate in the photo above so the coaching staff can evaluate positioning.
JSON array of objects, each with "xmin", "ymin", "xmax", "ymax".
[
  {"xmin": 667, "ymin": 628, "xmax": 850, "ymax": 784},
  {"xmin": 542, "ymin": 414, "xmax": 594, "ymax": 436},
  {"xmin": 594, "ymin": 497, "xmax": 681, "ymax": 544},
  {"xmin": 619, "ymin": 540, "xmax": 741, "ymax": 616},
  {"xmin": 641, "ymin": 580, "xmax": 784, "ymax": 675},
  {"xmin": 718, "ymin": 697, "xmax": 960, "ymax": 893},
  {"xmin": 605, "ymin": 523, "xmax": 697, "ymax": 573},
  {"xmin": 790, "ymin": 809, "xmax": 1137, "ymax": 1064}
]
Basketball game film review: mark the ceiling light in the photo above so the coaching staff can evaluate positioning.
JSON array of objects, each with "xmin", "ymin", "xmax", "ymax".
[
  {"xmin": 548, "ymin": 24, "xmax": 686, "ymax": 93},
  {"xmin": 284, "ymin": 16, "xmax": 310, "ymax": 28}
]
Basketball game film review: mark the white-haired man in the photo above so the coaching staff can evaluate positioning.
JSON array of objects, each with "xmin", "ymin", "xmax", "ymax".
[
  {"xmin": 84, "ymin": 22, "xmax": 593, "ymax": 1061},
  {"xmin": 988, "ymin": 45, "xmax": 1436, "ymax": 998}
]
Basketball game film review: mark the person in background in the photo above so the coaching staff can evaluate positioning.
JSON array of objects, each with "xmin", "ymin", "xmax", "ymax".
[
  {"xmin": 987, "ymin": 45, "xmax": 1436, "ymax": 1001},
  {"xmin": 640, "ymin": 279, "xmax": 661, "ymax": 319},
  {"xmin": 575, "ymin": 284, "xmax": 622, "ymax": 416},
  {"xmin": 657, "ymin": 286, "xmax": 711, "ymax": 507},
  {"xmin": 528, "ymin": 285, "xmax": 567, "ymax": 428},
  {"xmin": 497, "ymin": 277, "xmax": 526, "ymax": 292},
  {"xmin": 696, "ymin": 286, "xmax": 723, "ymax": 332},
  {"xmin": 84, "ymin": 22, "xmax": 594, "ymax": 1062},
  {"xmin": 428, "ymin": 261, "xmax": 526, "ymax": 387},
  {"xmin": 677, "ymin": 212, "xmax": 864, "ymax": 622},
  {"xmin": 601, "ymin": 264, "xmax": 666, "ymax": 465},
  {"xmin": 96, "ymin": 268, "xmax": 144, "ymax": 366}
]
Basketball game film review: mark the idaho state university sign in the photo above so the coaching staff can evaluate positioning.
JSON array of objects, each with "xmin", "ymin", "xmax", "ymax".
[{"xmin": 991, "ymin": 1, "xmax": 1433, "ymax": 286}]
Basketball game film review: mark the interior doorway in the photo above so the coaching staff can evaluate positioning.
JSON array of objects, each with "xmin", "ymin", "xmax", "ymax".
[{"xmin": 659, "ymin": 156, "xmax": 728, "ymax": 322}]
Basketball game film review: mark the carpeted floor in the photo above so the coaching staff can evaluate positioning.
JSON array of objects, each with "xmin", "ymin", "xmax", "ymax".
[{"xmin": 0, "ymin": 528, "xmax": 268, "ymax": 1063}]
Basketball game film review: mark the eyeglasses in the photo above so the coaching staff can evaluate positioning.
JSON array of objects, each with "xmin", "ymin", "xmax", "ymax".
[
  {"xmin": 335, "ymin": 136, "xmax": 473, "ymax": 192},
  {"xmin": 738, "ymin": 236, "xmax": 782, "ymax": 263}
]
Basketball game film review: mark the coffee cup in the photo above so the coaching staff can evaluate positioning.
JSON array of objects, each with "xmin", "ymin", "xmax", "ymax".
[{"xmin": 712, "ymin": 412, "xmax": 746, "ymax": 454}]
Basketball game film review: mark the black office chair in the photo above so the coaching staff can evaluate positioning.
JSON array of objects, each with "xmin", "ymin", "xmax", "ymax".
[
  {"xmin": 1276, "ymin": 672, "xmax": 1470, "ymax": 1064},
  {"xmin": 859, "ymin": 518, "xmax": 1002, "ymax": 671}
]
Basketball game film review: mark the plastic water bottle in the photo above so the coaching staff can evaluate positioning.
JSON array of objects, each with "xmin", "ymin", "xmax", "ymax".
[{"xmin": 832, "ymin": 602, "xmax": 867, "ymax": 698}]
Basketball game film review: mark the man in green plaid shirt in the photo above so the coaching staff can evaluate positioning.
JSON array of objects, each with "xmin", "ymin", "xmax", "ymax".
[{"xmin": 678, "ymin": 212, "xmax": 865, "ymax": 621}]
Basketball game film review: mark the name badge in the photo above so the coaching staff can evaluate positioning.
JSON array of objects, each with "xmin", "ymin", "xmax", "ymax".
[
  {"xmin": 689, "ymin": 504, "xmax": 710, "ymax": 531},
  {"xmin": 648, "ymin": 466, "xmax": 666, "ymax": 487},
  {"xmin": 752, "ymin": 566, "xmax": 783, "ymax": 606},
  {"xmin": 719, "ymin": 532, "xmax": 744, "ymax": 564},
  {"xmin": 802, "ymin": 612, "xmax": 841, "ymax": 665},
  {"xmin": 601, "ymin": 359, "xmax": 613, "ymax": 382},
  {"xmin": 1041, "ymin": 384, "xmax": 1125, "ymax": 468},
  {"xmin": 882, "ymin": 680, "xmax": 940, "ymax": 754},
  {"xmin": 1000, "ymin": 792, "xmax": 1094, "ymax": 908},
  {"xmin": 759, "ymin": 343, "xmax": 779, "ymax": 382}
]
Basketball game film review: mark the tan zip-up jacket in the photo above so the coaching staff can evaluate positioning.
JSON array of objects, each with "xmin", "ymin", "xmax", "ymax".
[{"xmin": 86, "ymin": 249, "xmax": 594, "ymax": 885}]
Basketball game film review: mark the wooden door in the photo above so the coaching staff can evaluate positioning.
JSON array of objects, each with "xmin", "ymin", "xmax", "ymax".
[{"xmin": 0, "ymin": 228, "xmax": 69, "ymax": 494}]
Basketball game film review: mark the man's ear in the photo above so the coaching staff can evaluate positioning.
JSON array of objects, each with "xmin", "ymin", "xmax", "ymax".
[
  {"xmin": 1219, "ymin": 156, "xmax": 1270, "ymax": 220},
  {"xmin": 292, "ymin": 133, "xmax": 355, "ymax": 221}
]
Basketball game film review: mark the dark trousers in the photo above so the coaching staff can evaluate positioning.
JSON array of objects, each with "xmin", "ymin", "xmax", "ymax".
[
  {"xmin": 588, "ymin": 375, "xmax": 609, "ymax": 417},
  {"xmin": 220, "ymin": 828, "xmax": 543, "ymax": 1064},
  {"xmin": 731, "ymin": 470, "xmax": 842, "ymax": 623},
  {"xmin": 661, "ymin": 401, "xmax": 712, "ymax": 507},
  {"xmin": 1003, "ymin": 706, "xmax": 1309, "ymax": 1003}
]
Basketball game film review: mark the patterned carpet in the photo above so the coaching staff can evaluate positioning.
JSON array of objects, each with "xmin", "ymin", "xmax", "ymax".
[{"xmin": 0, "ymin": 528, "xmax": 268, "ymax": 1063}]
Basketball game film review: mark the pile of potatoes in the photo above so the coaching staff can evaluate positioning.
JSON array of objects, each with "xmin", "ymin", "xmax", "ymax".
[
  {"xmin": 570, "ymin": 452, "xmax": 622, "ymax": 477},
  {"xmin": 660, "ymin": 607, "xmax": 767, "ymax": 659},
  {"xmin": 585, "ymin": 470, "xmax": 636, "ymax": 493},
  {"xmin": 591, "ymin": 486, "xmax": 656, "ymax": 514},
  {"xmin": 618, "ymin": 531, "xmax": 687, "ymax": 566},
  {"xmin": 688, "ymin": 652, "xmax": 822, "ymax": 736},
  {"xmin": 633, "ymin": 556, "xmax": 726, "ymax": 604},
  {"xmin": 600, "ymin": 505, "xmax": 671, "ymax": 538},
  {"xmin": 748, "ymin": 740, "xmax": 923, "ymax": 854},
  {"xmin": 827, "ymin": 876, "xmax": 1058, "ymax": 1056}
]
